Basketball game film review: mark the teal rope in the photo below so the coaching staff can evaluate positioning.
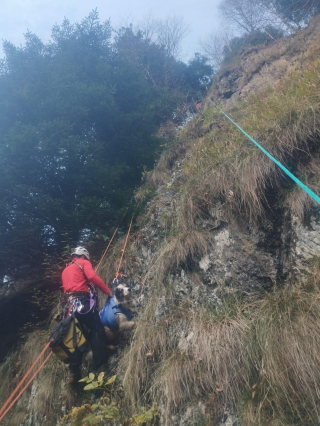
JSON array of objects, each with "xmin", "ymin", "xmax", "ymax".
[{"xmin": 210, "ymin": 101, "xmax": 320, "ymax": 205}]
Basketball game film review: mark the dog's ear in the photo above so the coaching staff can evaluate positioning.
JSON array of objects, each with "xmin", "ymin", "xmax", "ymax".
[{"xmin": 115, "ymin": 287, "xmax": 124, "ymax": 300}]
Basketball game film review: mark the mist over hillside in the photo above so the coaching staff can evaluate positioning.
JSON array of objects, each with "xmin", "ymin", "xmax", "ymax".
[{"xmin": 1, "ymin": 5, "xmax": 320, "ymax": 426}]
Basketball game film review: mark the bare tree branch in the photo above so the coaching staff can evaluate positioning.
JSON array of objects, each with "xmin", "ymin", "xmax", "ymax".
[
  {"xmin": 137, "ymin": 14, "xmax": 190, "ymax": 58},
  {"xmin": 199, "ymin": 27, "xmax": 234, "ymax": 70}
]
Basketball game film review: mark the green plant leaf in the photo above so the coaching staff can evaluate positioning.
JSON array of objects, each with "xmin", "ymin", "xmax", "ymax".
[
  {"xmin": 82, "ymin": 414, "xmax": 100, "ymax": 425},
  {"xmin": 105, "ymin": 375, "xmax": 116, "ymax": 385},
  {"xmin": 104, "ymin": 412, "xmax": 118, "ymax": 419},
  {"xmin": 84, "ymin": 382, "xmax": 99, "ymax": 390},
  {"xmin": 97, "ymin": 372, "xmax": 105, "ymax": 382}
]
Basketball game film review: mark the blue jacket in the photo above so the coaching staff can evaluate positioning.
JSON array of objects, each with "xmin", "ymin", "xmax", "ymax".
[{"xmin": 99, "ymin": 297, "xmax": 133, "ymax": 331}]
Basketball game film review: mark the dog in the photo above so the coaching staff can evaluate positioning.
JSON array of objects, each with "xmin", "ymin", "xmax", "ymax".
[{"xmin": 99, "ymin": 283, "xmax": 136, "ymax": 346}]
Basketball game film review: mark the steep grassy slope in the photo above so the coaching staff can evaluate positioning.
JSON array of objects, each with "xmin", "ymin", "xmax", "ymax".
[
  {"xmin": 2, "ymin": 16, "xmax": 320, "ymax": 426},
  {"xmin": 114, "ymin": 16, "xmax": 320, "ymax": 426}
]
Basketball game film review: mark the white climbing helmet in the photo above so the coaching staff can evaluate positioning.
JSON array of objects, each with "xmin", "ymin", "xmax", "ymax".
[{"xmin": 71, "ymin": 246, "xmax": 90, "ymax": 260}]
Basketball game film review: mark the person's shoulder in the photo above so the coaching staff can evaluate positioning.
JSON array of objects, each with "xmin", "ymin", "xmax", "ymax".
[
  {"xmin": 78, "ymin": 258, "xmax": 93, "ymax": 267},
  {"xmin": 62, "ymin": 262, "xmax": 72, "ymax": 271}
]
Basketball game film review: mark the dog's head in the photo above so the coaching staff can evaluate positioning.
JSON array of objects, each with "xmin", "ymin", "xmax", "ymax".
[{"xmin": 114, "ymin": 284, "xmax": 135, "ymax": 308}]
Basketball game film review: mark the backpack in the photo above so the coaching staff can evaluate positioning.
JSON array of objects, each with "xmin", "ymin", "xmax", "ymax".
[{"xmin": 49, "ymin": 314, "xmax": 87, "ymax": 363}]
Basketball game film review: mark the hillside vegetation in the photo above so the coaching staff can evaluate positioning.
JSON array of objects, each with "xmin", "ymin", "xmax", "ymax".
[
  {"xmin": 1, "ymin": 13, "xmax": 320, "ymax": 426},
  {"xmin": 117, "ymin": 16, "xmax": 320, "ymax": 425}
]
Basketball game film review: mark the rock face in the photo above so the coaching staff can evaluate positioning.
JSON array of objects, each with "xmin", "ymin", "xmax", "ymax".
[
  {"xmin": 293, "ymin": 213, "xmax": 320, "ymax": 275},
  {"xmin": 133, "ymin": 175, "xmax": 320, "ymax": 303},
  {"xmin": 212, "ymin": 14, "xmax": 320, "ymax": 108},
  {"xmin": 126, "ymin": 177, "xmax": 320, "ymax": 426},
  {"xmin": 119, "ymin": 19, "xmax": 320, "ymax": 425}
]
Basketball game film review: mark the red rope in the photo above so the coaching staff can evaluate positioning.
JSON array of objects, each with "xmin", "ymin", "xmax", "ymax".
[
  {"xmin": 95, "ymin": 208, "xmax": 129, "ymax": 273},
  {"xmin": 115, "ymin": 216, "xmax": 133, "ymax": 280},
  {"xmin": 0, "ymin": 341, "xmax": 51, "ymax": 419},
  {"xmin": 0, "ymin": 351, "xmax": 52, "ymax": 422},
  {"xmin": 95, "ymin": 226, "xmax": 119, "ymax": 273}
]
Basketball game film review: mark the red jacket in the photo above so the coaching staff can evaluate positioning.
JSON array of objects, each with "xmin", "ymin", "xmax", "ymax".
[{"xmin": 61, "ymin": 258, "xmax": 111, "ymax": 295}]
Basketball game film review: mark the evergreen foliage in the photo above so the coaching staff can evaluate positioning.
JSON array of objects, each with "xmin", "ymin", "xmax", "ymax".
[{"xmin": 0, "ymin": 10, "xmax": 212, "ymax": 281}]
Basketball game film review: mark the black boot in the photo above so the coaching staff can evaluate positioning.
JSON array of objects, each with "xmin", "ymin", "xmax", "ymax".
[{"xmin": 68, "ymin": 366, "xmax": 82, "ymax": 387}]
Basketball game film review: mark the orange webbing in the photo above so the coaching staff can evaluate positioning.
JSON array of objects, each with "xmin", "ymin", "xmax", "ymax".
[
  {"xmin": 0, "ymin": 351, "xmax": 53, "ymax": 422},
  {"xmin": 95, "ymin": 208, "xmax": 129, "ymax": 274},
  {"xmin": 115, "ymin": 216, "xmax": 134, "ymax": 280},
  {"xmin": 0, "ymin": 341, "xmax": 51, "ymax": 419},
  {"xmin": 95, "ymin": 226, "xmax": 119, "ymax": 273}
]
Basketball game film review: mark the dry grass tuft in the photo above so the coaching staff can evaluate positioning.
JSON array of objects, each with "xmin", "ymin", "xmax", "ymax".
[
  {"xmin": 243, "ymin": 286, "xmax": 320, "ymax": 425},
  {"xmin": 121, "ymin": 292, "xmax": 250, "ymax": 418},
  {"xmin": 121, "ymin": 280, "xmax": 320, "ymax": 425},
  {"xmin": 143, "ymin": 230, "xmax": 209, "ymax": 284},
  {"xmin": 0, "ymin": 327, "xmax": 76, "ymax": 425},
  {"xmin": 121, "ymin": 294, "xmax": 170, "ymax": 407},
  {"xmin": 152, "ymin": 306, "xmax": 249, "ymax": 415},
  {"xmin": 175, "ymin": 55, "xmax": 320, "ymax": 228}
]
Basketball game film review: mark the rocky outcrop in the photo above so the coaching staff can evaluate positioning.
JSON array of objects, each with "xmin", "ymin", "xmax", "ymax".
[{"xmin": 211, "ymin": 15, "xmax": 320, "ymax": 108}]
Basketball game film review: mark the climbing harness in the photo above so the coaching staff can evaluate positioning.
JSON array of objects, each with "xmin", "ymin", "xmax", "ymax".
[
  {"xmin": 210, "ymin": 100, "xmax": 320, "ymax": 205},
  {"xmin": 69, "ymin": 261, "xmax": 98, "ymax": 314},
  {"xmin": 49, "ymin": 262, "xmax": 98, "ymax": 362}
]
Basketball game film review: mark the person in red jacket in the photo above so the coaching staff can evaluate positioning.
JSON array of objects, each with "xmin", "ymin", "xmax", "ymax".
[{"xmin": 61, "ymin": 246, "xmax": 112, "ymax": 385}]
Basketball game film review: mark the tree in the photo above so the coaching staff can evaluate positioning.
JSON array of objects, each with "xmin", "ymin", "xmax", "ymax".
[
  {"xmin": 137, "ymin": 14, "xmax": 190, "ymax": 58},
  {"xmin": 268, "ymin": 0, "xmax": 320, "ymax": 26},
  {"xmin": 219, "ymin": 0, "xmax": 272, "ymax": 33},
  {"xmin": 200, "ymin": 28, "xmax": 234, "ymax": 70},
  {"xmin": 218, "ymin": 0, "xmax": 320, "ymax": 35},
  {"xmin": 221, "ymin": 25, "xmax": 284, "ymax": 65},
  {"xmin": 0, "ymin": 11, "xmax": 211, "ymax": 282},
  {"xmin": 183, "ymin": 53, "xmax": 213, "ymax": 95},
  {"xmin": 115, "ymin": 25, "xmax": 212, "ymax": 104}
]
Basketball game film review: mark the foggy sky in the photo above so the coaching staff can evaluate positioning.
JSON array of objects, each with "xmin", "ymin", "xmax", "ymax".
[{"xmin": 0, "ymin": 0, "xmax": 221, "ymax": 61}]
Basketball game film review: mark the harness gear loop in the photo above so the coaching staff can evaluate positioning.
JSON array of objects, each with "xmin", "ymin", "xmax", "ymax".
[
  {"xmin": 115, "ymin": 216, "xmax": 134, "ymax": 280},
  {"xmin": 210, "ymin": 99, "xmax": 320, "ymax": 206},
  {"xmin": 69, "ymin": 261, "xmax": 97, "ymax": 315},
  {"xmin": 0, "ymin": 348, "xmax": 52, "ymax": 422}
]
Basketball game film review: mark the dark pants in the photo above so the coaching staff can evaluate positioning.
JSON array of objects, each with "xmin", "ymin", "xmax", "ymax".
[{"xmin": 69, "ymin": 299, "xmax": 107, "ymax": 375}]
